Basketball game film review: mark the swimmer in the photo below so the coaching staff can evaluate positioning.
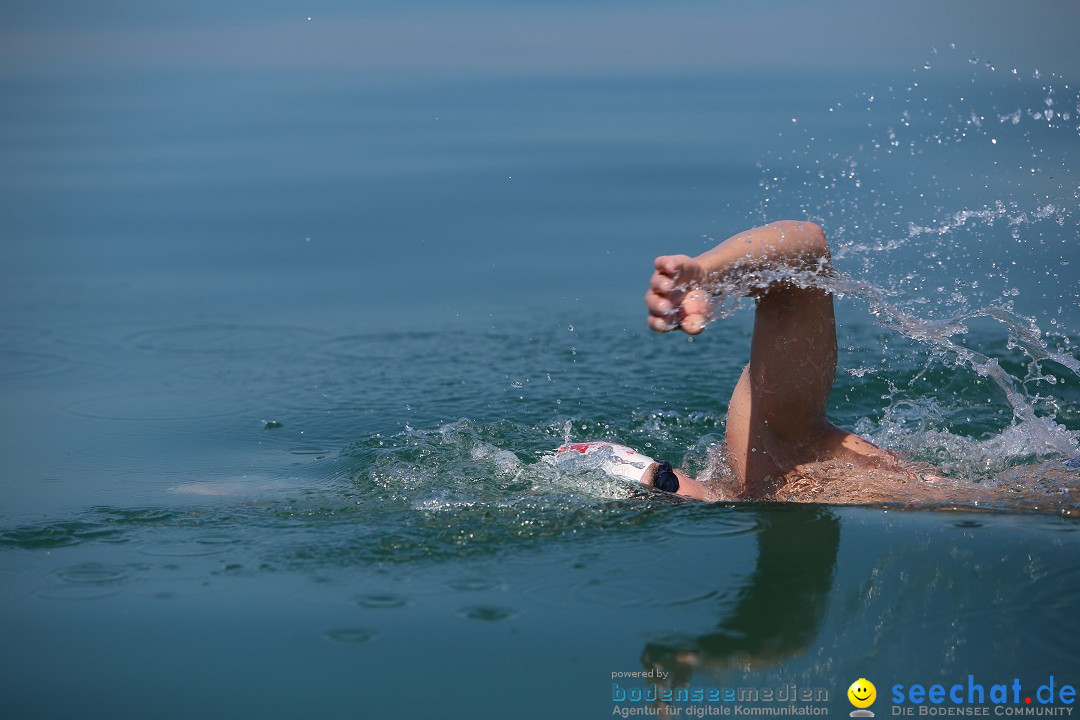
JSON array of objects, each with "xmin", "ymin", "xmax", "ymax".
[{"xmin": 642, "ymin": 221, "xmax": 1011, "ymax": 505}]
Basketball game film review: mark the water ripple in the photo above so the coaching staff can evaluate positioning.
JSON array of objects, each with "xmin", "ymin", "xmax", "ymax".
[
  {"xmin": 666, "ymin": 505, "xmax": 761, "ymax": 538},
  {"xmin": 0, "ymin": 349, "xmax": 75, "ymax": 381},
  {"xmin": 355, "ymin": 593, "xmax": 409, "ymax": 609},
  {"xmin": 323, "ymin": 627, "xmax": 379, "ymax": 644},
  {"xmin": 137, "ymin": 541, "xmax": 231, "ymax": 558},
  {"xmin": 457, "ymin": 605, "xmax": 519, "ymax": 621},
  {"xmin": 65, "ymin": 390, "xmax": 248, "ymax": 422},
  {"xmin": 33, "ymin": 562, "xmax": 130, "ymax": 601},
  {"xmin": 124, "ymin": 323, "xmax": 325, "ymax": 355}
]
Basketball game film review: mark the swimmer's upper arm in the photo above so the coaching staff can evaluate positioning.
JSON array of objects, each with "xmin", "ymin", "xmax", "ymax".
[
  {"xmin": 734, "ymin": 222, "xmax": 835, "ymax": 442},
  {"xmin": 697, "ymin": 220, "xmax": 837, "ymax": 443},
  {"xmin": 747, "ymin": 284, "xmax": 837, "ymax": 442}
]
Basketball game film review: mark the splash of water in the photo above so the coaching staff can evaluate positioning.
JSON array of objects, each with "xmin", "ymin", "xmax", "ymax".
[{"xmin": 745, "ymin": 49, "xmax": 1080, "ymax": 474}]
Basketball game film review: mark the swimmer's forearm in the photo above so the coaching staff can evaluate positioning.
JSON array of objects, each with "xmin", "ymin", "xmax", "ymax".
[
  {"xmin": 646, "ymin": 221, "xmax": 830, "ymax": 334},
  {"xmin": 694, "ymin": 221, "xmax": 830, "ymax": 280}
]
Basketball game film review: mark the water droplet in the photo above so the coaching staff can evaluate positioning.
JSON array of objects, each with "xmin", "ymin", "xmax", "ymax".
[{"xmin": 567, "ymin": 325, "xmax": 574, "ymax": 332}]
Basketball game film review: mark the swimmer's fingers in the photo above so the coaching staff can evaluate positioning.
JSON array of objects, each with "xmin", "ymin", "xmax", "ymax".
[
  {"xmin": 647, "ymin": 255, "xmax": 709, "ymax": 334},
  {"xmin": 682, "ymin": 287, "xmax": 710, "ymax": 320},
  {"xmin": 680, "ymin": 312, "xmax": 707, "ymax": 335},
  {"xmin": 655, "ymin": 256, "xmax": 706, "ymax": 294},
  {"xmin": 646, "ymin": 307, "xmax": 706, "ymax": 335},
  {"xmin": 647, "ymin": 315, "xmax": 676, "ymax": 333},
  {"xmin": 647, "ymin": 272, "xmax": 687, "ymax": 323},
  {"xmin": 678, "ymin": 291, "xmax": 709, "ymax": 335},
  {"xmin": 649, "ymin": 271, "xmax": 676, "ymax": 296},
  {"xmin": 654, "ymin": 254, "xmax": 699, "ymax": 279},
  {"xmin": 649, "ymin": 255, "xmax": 702, "ymax": 304},
  {"xmin": 644, "ymin": 289, "xmax": 671, "ymax": 316},
  {"xmin": 645, "ymin": 290, "xmax": 678, "ymax": 332},
  {"xmin": 645, "ymin": 287, "xmax": 709, "ymax": 335}
]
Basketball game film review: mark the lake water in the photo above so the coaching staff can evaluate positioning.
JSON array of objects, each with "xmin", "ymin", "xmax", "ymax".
[{"xmin": 1, "ymin": 3, "xmax": 1078, "ymax": 718}]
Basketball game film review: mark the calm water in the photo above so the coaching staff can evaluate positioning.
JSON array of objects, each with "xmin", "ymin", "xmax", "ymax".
[{"xmin": 2, "ymin": 3, "xmax": 1079, "ymax": 718}]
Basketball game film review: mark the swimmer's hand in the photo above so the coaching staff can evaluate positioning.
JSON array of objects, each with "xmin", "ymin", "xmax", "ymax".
[
  {"xmin": 646, "ymin": 222, "xmax": 829, "ymax": 334},
  {"xmin": 645, "ymin": 255, "xmax": 710, "ymax": 335}
]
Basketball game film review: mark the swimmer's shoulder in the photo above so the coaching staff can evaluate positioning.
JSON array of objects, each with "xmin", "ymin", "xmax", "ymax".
[{"xmin": 812, "ymin": 423, "xmax": 901, "ymax": 466}]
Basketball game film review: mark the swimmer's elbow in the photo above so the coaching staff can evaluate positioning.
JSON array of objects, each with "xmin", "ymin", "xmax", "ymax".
[{"xmin": 772, "ymin": 220, "xmax": 830, "ymax": 264}]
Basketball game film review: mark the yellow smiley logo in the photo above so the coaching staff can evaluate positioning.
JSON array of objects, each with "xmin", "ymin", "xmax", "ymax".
[{"xmin": 848, "ymin": 678, "xmax": 877, "ymax": 709}]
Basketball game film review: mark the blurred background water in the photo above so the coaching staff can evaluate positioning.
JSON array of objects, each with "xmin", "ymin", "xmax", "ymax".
[{"xmin": 1, "ymin": 1, "xmax": 1078, "ymax": 718}]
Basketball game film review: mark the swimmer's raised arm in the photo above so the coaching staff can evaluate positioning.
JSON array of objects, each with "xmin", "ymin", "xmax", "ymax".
[
  {"xmin": 645, "ymin": 220, "xmax": 829, "ymax": 335},
  {"xmin": 642, "ymin": 223, "xmax": 1040, "ymax": 504},
  {"xmin": 646, "ymin": 221, "xmax": 862, "ymax": 495}
]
